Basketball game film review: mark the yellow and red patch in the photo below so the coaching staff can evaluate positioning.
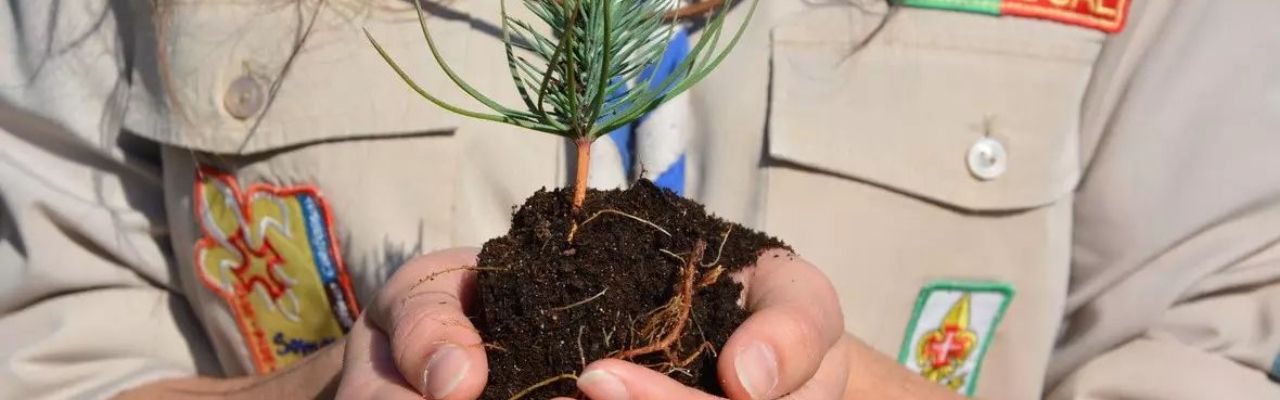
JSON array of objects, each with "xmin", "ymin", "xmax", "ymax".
[
  {"xmin": 193, "ymin": 168, "xmax": 359, "ymax": 373},
  {"xmin": 901, "ymin": 0, "xmax": 1130, "ymax": 33},
  {"xmin": 899, "ymin": 281, "xmax": 1014, "ymax": 396}
]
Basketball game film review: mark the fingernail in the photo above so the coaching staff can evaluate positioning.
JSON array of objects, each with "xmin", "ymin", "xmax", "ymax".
[
  {"xmin": 423, "ymin": 344, "xmax": 469, "ymax": 399},
  {"xmin": 577, "ymin": 369, "xmax": 629, "ymax": 400},
  {"xmin": 735, "ymin": 342, "xmax": 779, "ymax": 399}
]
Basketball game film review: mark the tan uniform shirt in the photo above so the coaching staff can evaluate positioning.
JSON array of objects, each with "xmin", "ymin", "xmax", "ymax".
[{"xmin": 2, "ymin": 0, "xmax": 1278, "ymax": 399}]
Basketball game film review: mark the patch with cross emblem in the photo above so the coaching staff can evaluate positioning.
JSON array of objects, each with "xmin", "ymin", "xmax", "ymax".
[
  {"xmin": 899, "ymin": 281, "xmax": 1014, "ymax": 396},
  {"xmin": 193, "ymin": 168, "xmax": 360, "ymax": 374}
]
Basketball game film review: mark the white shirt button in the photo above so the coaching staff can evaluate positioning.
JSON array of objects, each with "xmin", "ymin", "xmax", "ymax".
[
  {"xmin": 967, "ymin": 137, "xmax": 1007, "ymax": 181},
  {"xmin": 224, "ymin": 75, "xmax": 265, "ymax": 120}
]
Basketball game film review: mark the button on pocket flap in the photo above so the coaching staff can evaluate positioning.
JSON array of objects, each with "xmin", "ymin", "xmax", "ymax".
[
  {"xmin": 135, "ymin": 4, "xmax": 471, "ymax": 155},
  {"xmin": 769, "ymin": 8, "xmax": 1103, "ymax": 211}
]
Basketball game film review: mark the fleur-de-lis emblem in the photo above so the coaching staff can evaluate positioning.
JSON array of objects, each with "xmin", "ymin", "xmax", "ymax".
[{"xmin": 916, "ymin": 293, "xmax": 978, "ymax": 390}]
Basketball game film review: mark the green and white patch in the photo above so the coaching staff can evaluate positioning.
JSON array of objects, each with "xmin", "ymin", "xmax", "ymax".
[{"xmin": 899, "ymin": 281, "xmax": 1014, "ymax": 396}]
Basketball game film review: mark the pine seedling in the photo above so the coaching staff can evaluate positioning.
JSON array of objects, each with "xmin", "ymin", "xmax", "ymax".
[{"xmin": 365, "ymin": 0, "xmax": 759, "ymax": 211}]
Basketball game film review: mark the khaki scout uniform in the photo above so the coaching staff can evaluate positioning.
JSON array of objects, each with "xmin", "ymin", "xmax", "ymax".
[{"xmin": 2, "ymin": 0, "xmax": 1279, "ymax": 399}]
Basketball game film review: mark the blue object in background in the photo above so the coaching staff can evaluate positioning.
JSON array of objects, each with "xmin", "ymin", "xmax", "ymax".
[{"xmin": 605, "ymin": 28, "xmax": 691, "ymax": 196}]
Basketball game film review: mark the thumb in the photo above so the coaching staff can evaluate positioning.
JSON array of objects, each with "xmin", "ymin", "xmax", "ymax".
[{"xmin": 367, "ymin": 248, "xmax": 489, "ymax": 400}]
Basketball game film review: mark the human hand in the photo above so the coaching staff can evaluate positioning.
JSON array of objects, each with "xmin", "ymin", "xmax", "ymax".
[
  {"xmin": 333, "ymin": 247, "xmax": 845, "ymax": 400},
  {"xmin": 335, "ymin": 248, "xmax": 489, "ymax": 399},
  {"xmin": 562, "ymin": 249, "xmax": 851, "ymax": 400}
]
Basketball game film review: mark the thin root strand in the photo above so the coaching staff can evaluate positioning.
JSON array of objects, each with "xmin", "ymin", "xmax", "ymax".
[
  {"xmin": 578, "ymin": 325, "xmax": 588, "ymax": 368},
  {"xmin": 698, "ymin": 265, "xmax": 726, "ymax": 289},
  {"xmin": 409, "ymin": 266, "xmax": 509, "ymax": 293},
  {"xmin": 703, "ymin": 226, "xmax": 733, "ymax": 267},
  {"xmin": 483, "ymin": 342, "xmax": 509, "ymax": 353},
  {"xmin": 507, "ymin": 373, "xmax": 579, "ymax": 400},
  {"xmin": 548, "ymin": 287, "xmax": 609, "ymax": 312},
  {"xmin": 659, "ymin": 248, "xmax": 686, "ymax": 264},
  {"xmin": 676, "ymin": 342, "xmax": 715, "ymax": 368},
  {"xmin": 569, "ymin": 208, "xmax": 673, "ymax": 242}
]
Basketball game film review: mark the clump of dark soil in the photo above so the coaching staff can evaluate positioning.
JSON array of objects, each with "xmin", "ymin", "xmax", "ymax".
[{"xmin": 474, "ymin": 180, "xmax": 786, "ymax": 399}]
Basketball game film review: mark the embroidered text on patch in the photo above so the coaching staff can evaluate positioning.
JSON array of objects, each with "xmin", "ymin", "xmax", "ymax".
[
  {"xmin": 899, "ymin": 281, "xmax": 1014, "ymax": 396},
  {"xmin": 193, "ymin": 168, "xmax": 360, "ymax": 373},
  {"xmin": 900, "ymin": 0, "xmax": 1130, "ymax": 33}
]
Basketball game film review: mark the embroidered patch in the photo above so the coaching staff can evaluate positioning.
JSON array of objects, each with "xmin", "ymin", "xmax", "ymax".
[
  {"xmin": 900, "ymin": 0, "xmax": 1130, "ymax": 33},
  {"xmin": 899, "ymin": 281, "xmax": 1014, "ymax": 396},
  {"xmin": 193, "ymin": 168, "xmax": 359, "ymax": 374}
]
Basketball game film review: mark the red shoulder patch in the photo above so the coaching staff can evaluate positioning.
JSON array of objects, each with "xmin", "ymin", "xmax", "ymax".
[{"xmin": 1001, "ymin": 0, "xmax": 1130, "ymax": 33}]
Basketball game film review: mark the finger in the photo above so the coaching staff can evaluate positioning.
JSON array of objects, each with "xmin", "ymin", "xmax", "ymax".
[
  {"xmin": 576, "ymin": 359, "xmax": 722, "ymax": 400},
  {"xmin": 367, "ymin": 248, "xmax": 489, "ymax": 400},
  {"xmin": 335, "ymin": 316, "xmax": 421, "ymax": 399},
  {"xmin": 573, "ymin": 335, "xmax": 853, "ymax": 400},
  {"xmin": 779, "ymin": 333, "xmax": 853, "ymax": 400},
  {"xmin": 720, "ymin": 249, "xmax": 845, "ymax": 400}
]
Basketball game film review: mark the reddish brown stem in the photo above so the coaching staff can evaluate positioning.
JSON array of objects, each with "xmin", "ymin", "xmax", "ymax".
[{"xmin": 572, "ymin": 138, "xmax": 591, "ymax": 210}]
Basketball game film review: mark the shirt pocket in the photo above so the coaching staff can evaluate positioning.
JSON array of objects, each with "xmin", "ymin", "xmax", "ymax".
[
  {"xmin": 129, "ymin": 0, "xmax": 470, "ymax": 154},
  {"xmin": 767, "ymin": 7, "xmax": 1104, "ymax": 211}
]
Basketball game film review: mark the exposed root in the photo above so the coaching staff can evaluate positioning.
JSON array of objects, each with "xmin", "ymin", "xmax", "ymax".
[
  {"xmin": 508, "ymin": 373, "xmax": 578, "ymax": 400},
  {"xmin": 467, "ymin": 341, "xmax": 508, "ymax": 352},
  {"xmin": 703, "ymin": 226, "xmax": 733, "ymax": 267},
  {"xmin": 641, "ymin": 341, "xmax": 713, "ymax": 377},
  {"xmin": 625, "ymin": 313, "xmax": 639, "ymax": 349},
  {"xmin": 548, "ymin": 287, "xmax": 609, "ymax": 312},
  {"xmin": 611, "ymin": 240, "xmax": 706, "ymax": 361},
  {"xmin": 698, "ymin": 265, "xmax": 726, "ymax": 289},
  {"xmin": 409, "ymin": 266, "xmax": 509, "ymax": 293},
  {"xmin": 483, "ymin": 342, "xmax": 508, "ymax": 353},
  {"xmin": 659, "ymin": 249, "xmax": 686, "ymax": 264},
  {"xmin": 675, "ymin": 342, "xmax": 715, "ymax": 368},
  {"xmin": 568, "ymin": 208, "xmax": 673, "ymax": 242},
  {"xmin": 577, "ymin": 325, "xmax": 588, "ymax": 368},
  {"xmin": 667, "ymin": 366, "xmax": 694, "ymax": 377},
  {"xmin": 602, "ymin": 325, "xmax": 615, "ymax": 349},
  {"xmin": 691, "ymin": 317, "xmax": 718, "ymax": 358}
]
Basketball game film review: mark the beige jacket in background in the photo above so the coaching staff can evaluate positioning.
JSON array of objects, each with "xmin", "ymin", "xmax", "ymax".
[{"xmin": 2, "ymin": 0, "xmax": 1278, "ymax": 399}]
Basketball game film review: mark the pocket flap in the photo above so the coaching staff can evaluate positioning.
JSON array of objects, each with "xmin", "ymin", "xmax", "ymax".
[
  {"xmin": 129, "ymin": 2, "xmax": 470, "ymax": 154},
  {"xmin": 768, "ymin": 8, "xmax": 1102, "ymax": 211}
]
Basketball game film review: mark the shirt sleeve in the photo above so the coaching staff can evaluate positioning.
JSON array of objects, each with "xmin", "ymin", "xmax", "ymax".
[
  {"xmin": 0, "ymin": 2, "xmax": 218, "ymax": 398},
  {"xmin": 1050, "ymin": 1, "xmax": 1280, "ymax": 398}
]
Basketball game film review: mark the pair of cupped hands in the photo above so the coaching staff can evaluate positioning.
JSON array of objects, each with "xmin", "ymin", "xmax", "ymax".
[{"xmin": 335, "ymin": 247, "xmax": 852, "ymax": 400}]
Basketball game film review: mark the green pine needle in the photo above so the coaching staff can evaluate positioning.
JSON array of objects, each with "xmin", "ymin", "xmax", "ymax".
[{"xmin": 367, "ymin": 0, "xmax": 759, "ymax": 141}]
